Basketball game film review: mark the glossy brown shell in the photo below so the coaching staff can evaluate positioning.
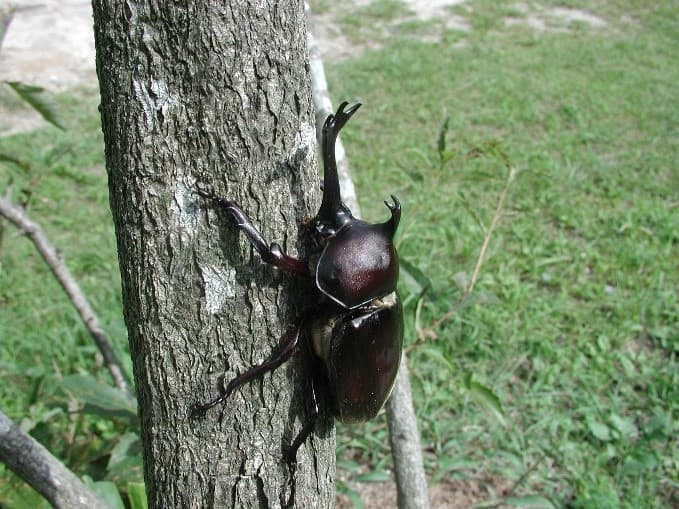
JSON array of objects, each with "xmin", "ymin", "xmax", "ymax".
[
  {"xmin": 315, "ymin": 221, "xmax": 399, "ymax": 309},
  {"xmin": 323, "ymin": 294, "xmax": 403, "ymax": 423}
]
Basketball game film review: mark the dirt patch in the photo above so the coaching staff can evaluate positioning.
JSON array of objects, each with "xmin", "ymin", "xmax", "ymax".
[
  {"xmin": 0, "ymin": 0, "xmax": 96, "ymax": 90},
  {"xmin": 0, "ymin": 0, "xmax": 97, "ymax": 135},
  {"xmin": 0, "ymin": 1, "xmax": 611, "ymax": 135},
  {"xmin": 309, "ymin": 0, "xmax": 471, "ymax": 61},
  {"xmin": 505, "ymin": 4, "xmax": 607, "ymax": 32},
  {"xmin": 336, "ymin": 476, "xmax": 515, "ymax": 508}
]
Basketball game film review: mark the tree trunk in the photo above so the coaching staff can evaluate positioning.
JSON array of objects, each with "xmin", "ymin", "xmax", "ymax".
[{"xmin": 91, "ymin": 1, "xmax": 335, "ymax": 507}]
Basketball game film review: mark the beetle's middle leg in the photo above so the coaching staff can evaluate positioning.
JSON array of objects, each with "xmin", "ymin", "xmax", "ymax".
[
  {"xmin": 191, "ymin": 323, "xmax": 302, "ymax": 417},
  {"xmin": 195, "ymin": 186, "xmax": 308, "ymax": 275}
]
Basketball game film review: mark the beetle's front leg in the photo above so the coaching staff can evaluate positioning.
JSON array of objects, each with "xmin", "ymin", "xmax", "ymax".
[
  {"xmin": 191, "ymin": 323, "xmax": 302, "ymax": 417},
  {"xmin": 195, "ymin": 186, "xmax": 308, "ymax": 275}
]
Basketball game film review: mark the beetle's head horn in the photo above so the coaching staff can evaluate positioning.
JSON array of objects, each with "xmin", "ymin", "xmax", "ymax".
[{"xmin": 317, "ymin": 102, "xmax": 362, "ymax": 225}]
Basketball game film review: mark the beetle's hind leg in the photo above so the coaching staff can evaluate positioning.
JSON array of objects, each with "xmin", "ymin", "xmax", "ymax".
[
  {"xmin": 195, "ymin": 186, "xmax": 308, "ymax": 275},
  {"xmin": 190, "ymin": 323, "xmax": 302, "ymax": 418},
  {"xmin": 284, "ymin": 372, "xmax": 320, "ymax": 466}
]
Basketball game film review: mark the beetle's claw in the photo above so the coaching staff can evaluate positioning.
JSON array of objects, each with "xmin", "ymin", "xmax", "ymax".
[
  {"xmin": 194, "ymin": 182, "xmax": 215, "ymax": 200},
  {"xmin": 189, "ymin": 403, "xmax": 208, "ymax": 420},
  {"xmin": 282, "ymin": 445, "xmax": 299, "ymax": 470}
]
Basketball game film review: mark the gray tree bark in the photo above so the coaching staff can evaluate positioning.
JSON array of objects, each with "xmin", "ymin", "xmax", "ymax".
[
  {"xmin": 91, "ymin": 1, "xmax": 334, "ymax": 507},
  {"xmin": 0, "ymin": 410, "xmax": 106, "ymax": 509}
]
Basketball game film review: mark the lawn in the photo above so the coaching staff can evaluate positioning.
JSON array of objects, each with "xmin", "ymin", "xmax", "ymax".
[{"xmin": 1, "ymin": 1, "xmax": 677, "ymax": 507}]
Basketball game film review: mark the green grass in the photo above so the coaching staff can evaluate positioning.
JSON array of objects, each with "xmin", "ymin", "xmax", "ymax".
[
  {"xmin": 0, "ymin": 89, "xmax": 133, "ymax": 506},
  {"xmin": 326, "ymin": 1, "xmax": 678, "ymax": 507},
  {"xmin": 2, "ymin": 1, "xmax": 678, "ymax": 507}
]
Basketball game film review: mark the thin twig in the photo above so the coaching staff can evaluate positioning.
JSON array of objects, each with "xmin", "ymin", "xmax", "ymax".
[
  {"xmin": 466, "ymin": 166, "xmax": 516, "ymax": 295},
  {"xmin": 422, "ymin": 166, "xmax": 516, "ymax": 338},
  {"xmin": 0, "ymin": 196, "xmax": 131, "ymax": 395}
]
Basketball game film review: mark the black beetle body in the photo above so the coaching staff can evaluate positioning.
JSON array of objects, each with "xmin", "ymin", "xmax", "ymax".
[
  {"xmin": 193, "ymin": 102, "xmax": 403, "ymax": 461},
  {"xmin": 310, "ymin": 293, "xmax": 402, "ymax": 424}
]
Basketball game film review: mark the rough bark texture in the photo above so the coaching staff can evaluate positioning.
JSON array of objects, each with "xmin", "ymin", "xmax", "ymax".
[
  {"xmin": 91, "ymin": 1, "xmax": 334, "ymax": 507},
  {"xmin": 0, "ymin": 410, "xmax": 106, "ymax": 509}
]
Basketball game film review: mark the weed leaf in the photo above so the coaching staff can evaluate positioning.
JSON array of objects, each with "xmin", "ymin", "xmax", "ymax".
[
  {"xmin": 6, "ymin": 81, "xmax": 65, "ymax": 130},
  {"xmin": 354, "ymin": 470, "xmax": 391, "ymax": 482},
  {"xmin": 0, "ymin": 153, "xmax": 31, "ymax": 172},
  {"xmin": 586, "ymin": 419, "xmax": 612, "ymax": 441},
  {"xmin": 62, "ymin": 374, "xmax": 137, "ymax": 420},
  {"xmin": 465, "ymin": 374, "xmax": 506, "ymax": 426},
  {"xmin": 83, "ymin": 476, "xmax": 125, "ymax": 509},
  {"xmin": 400, "ymin": 257, "xmax": 432, "ymax": 298},
  {"xmin": 503, "ymin": 495, "xmax": 556, "ymax": 508},
  {"xmin": 420, "ymin": 346, "xmax": 456, "ymax": 372},
  {"xmin": 127, "ymin": 482, "xmax": 148, "ymax": 509}
]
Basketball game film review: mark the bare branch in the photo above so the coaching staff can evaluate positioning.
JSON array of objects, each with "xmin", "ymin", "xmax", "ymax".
[
  {"xmin": 306, "ymin": 6, "xmax": 430, "ymax": 507},
  {"xmin": 386, "ymin": 356, "xmax": 431, "ymax": 509},
  {"xmin": 0, "ymin": 409, "xmax": 106, "ymax": 508},
  {"xmin": 0, "ymin": 196, "xmax": 130, "ymax": 395}
]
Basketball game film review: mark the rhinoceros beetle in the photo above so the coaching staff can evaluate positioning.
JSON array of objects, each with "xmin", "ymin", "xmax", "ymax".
[{"xmin": 192, "ymin": 102, "xmax": 403, "ymax": 462}]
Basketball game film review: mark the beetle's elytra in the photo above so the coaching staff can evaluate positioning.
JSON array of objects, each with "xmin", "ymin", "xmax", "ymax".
[{"xmin": 192, "ymin": 102, "xmax": 403, "ymax": 462}]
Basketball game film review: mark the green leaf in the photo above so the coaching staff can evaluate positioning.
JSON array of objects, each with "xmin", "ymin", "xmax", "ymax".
[
  {"xmin": 106, "ymin": 446, "xmax": 144, "ymax": 485},
  {"xmin": 336, "ymin": 480, "xmax": 363, "ymax": 509},
  {"xmin": 108, "ymin": 432, "xmax": 142, "ymax": 469},
  {"xmin": 437, "ymin": 457, "xmax": 477, "ymax": 472},
  {"xmin": 0, "ymin": 152, "xmax": 31, "ymax": 172},
  {"xmin": 456, "ymin": 190, "xmax": 487, "ymax": 232},
  {"xmin": 354, "ymin": 470, "xmax": 391, "ymax": 482},
  {"xmin": 83, "ymin": 476, "xmax": 125, "ymax": 509},
  {"xmin": 452, "ymin": 271, "xmax": 469, "ymax": 292},
  {"xmin": 5, "ymin": 81, "xmax": 65, "ymax": 130},
  {"xmin": 400, "ymin": 257, "xmax": 432, "ymax": 298},
  {"xmin": 586, "ymin": 419, "xmax": 612, "ymax": 441},
  {"xmin": 433, "ymin": 456, "xmax": 477, "ymax": 481},
  {"xmin": 126, "ymin": 482, "xmax": 148, "ymax": 509},
  {"xmin": 465, "ymin": 376, "xmax": 506, "ymax": 427},
  {"xmin": 337, "ymin": 459, "xmax": 363, "ymax": 473},
  {"xmin": 621, "ymin": 451, "xmax": 659, "ymax": 476},
  {"xmin": 609, "ymin": 413, "xmax": 637, "ymax": 438},
  {"xmin": 107, "ymin": 433, "xmax": 143, "ymax": 484},
  {"xmin": 61, "ymin": 374, "xmax": 137, "ymax": 421},
  {"xmin": 437, "ymin": 116, "xmax": 451, "ymax": 159},
  {"xmin": 503, "ymin": 495, "xmax": 556, "ymax": 508},
  {"xmin": 107, "ymin": 455, "xmax": 144, "ymax": 485},
  {"xmin": 420, "ymin": 346, "xmax": 456, "ymax": 373}
]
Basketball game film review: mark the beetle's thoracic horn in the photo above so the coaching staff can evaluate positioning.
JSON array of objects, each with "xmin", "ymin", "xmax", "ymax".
[
  {"xmin": 383, "ymin": 194, "xmax": 401, "ymax": 237},
  {"xmin": 318, "ymin": 102, "xmax": 362, "ymax": 221}
]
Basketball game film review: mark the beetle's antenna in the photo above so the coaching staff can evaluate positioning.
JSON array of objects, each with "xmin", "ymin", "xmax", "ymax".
[{"xmin": 318, "ymin": 102, "xmax": 361, "ymax": 221}]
